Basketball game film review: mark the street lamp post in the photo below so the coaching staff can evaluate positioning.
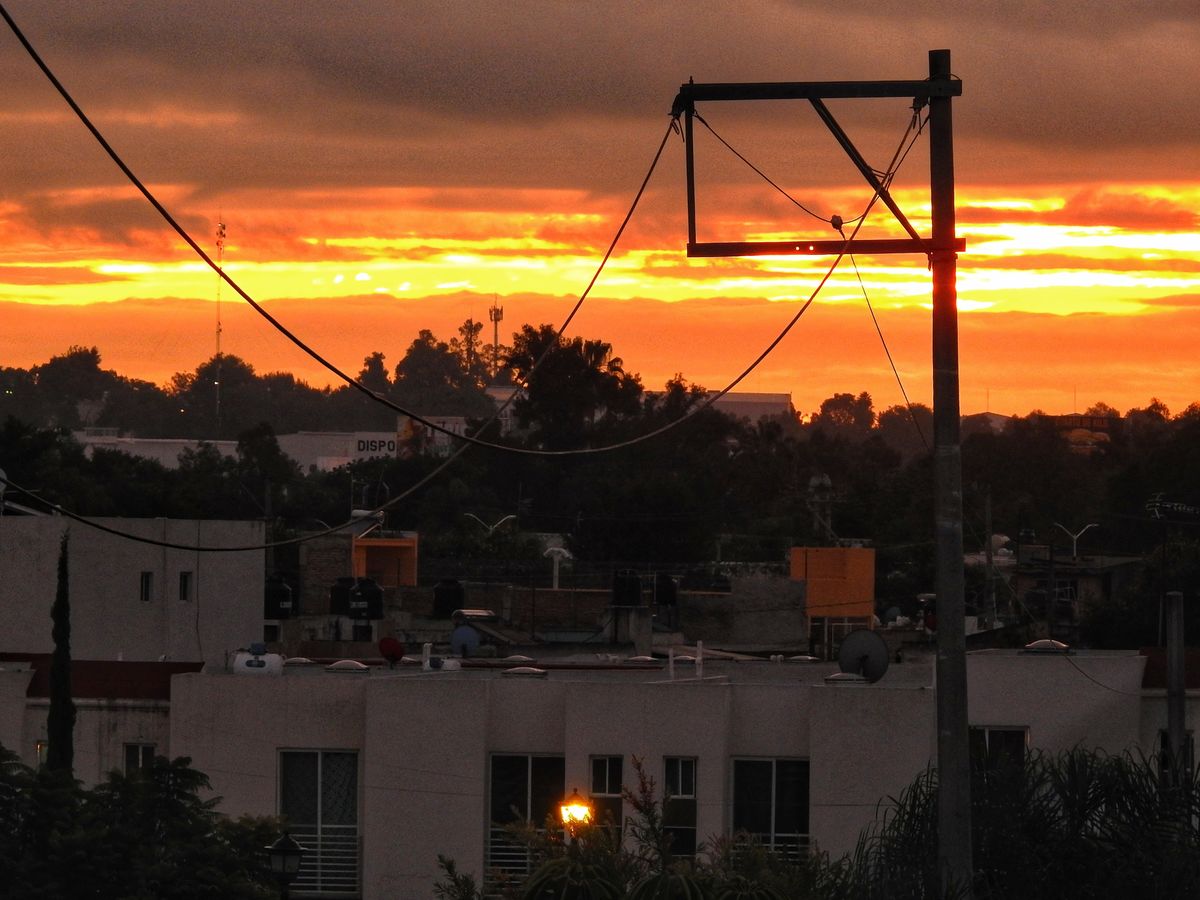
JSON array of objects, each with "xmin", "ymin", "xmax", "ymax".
[
  {"xmin": 265, "ymin": 831, "xmax": 306, "ymax": 900},
  {"xmin": 1054, "ymin": 522, "xmax": 1098, "ymax": 559},
  {"xmin": 559, "ymin": 787, "xmax": 593, "ymax": 845}
]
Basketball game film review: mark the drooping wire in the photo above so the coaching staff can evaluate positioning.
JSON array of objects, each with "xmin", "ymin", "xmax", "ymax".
[
  {"xmin": 836, "ymin": 110, "xmax": 930, "ymax": 450},
  {"xmin": 692, "ymin": 111, "xmax": 864, "ymax": 227},
  {"xmin": 0, "ymin": 6, "xmax": 927, "ymax": 553},
  {"xmin": 0, "ymin": 1, "xmax": 679, "ymax": 460},
  {"xmin": 844, "ymin": 250, "xmax": 927, "ymax": 450},
  {"xmin": 3, "ymin": 2, "xmax": 930, "ymax": 471},
  {"xmin": 0, "ymin": 110, "xmax": 926, "ymax": 556}
]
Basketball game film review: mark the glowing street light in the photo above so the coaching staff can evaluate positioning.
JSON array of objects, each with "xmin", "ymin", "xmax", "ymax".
[{"xmin": 559, "ymin": 787, "xmax": 593, "ymax": 837}]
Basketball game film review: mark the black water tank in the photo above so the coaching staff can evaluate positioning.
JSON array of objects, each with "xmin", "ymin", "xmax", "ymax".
[
  {"xmin": 264, "ymin": 574, "xmax": 296, "ymax": 619},
  {"xmin": 433, "ymin": 579, "xmax": 465, "ymax": 618},
  {"xmin": 348, "ymin": 577, "xmax": 384, "ymax": 620},
  {"xmin": 330, "ymin": 576, "xmax": 356, "ymax": 615},
  {"xmin": 612, "ymin": 570, "xmax": 643, "ymax": 606},
  {"xmin": 654, "ymin": 573, "xmax": 678, "ymax": 607}
]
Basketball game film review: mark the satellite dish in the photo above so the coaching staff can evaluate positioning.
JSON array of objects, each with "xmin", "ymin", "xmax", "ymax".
[
  {"xmin": 837, "ymin": 629, "xmax": 890, "ymax": 683},
  {"xmin": 450, "ymin": 624, "xmax": 481, "ymax": 657},
  {"xmin": 378, "ymin": 637, "xmax": 406, "ymax": 666},
  {"xmin": 1022, "ymin": 638, "xmax": 1072, "ymax": 654}
]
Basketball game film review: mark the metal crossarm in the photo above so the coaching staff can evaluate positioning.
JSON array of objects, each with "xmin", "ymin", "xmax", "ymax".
[
  {"xmin": 687, "ymin": 237, "xmax": 965, "ymax": 258},
  {"xmin": 672, "ymin": 79, "xmax": 962, "ymax": 105}
]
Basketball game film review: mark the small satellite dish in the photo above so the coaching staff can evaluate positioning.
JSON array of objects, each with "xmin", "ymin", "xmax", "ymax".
[
  {"xmin": 326, "ymin": 659, "xmax": 369, "ymax": 673},
  {"xmin": 837, "ymin": 629, "xmax": 890, "ymax": 683},
  {"xmin": 1021, "ymin": 638, "xmax": 1073, "ymax": 654},
  {"xmin": 378, "ymin": 637, "xmax": 406, "ymax": 666},
  {"xmin": 502, "ymin": 666, "xmax": 548, "ymax": 678}
]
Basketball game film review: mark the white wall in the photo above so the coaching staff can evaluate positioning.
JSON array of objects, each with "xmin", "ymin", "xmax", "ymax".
[
  {"xmin": 22, "ymin": 698, "xmax": 171, "ymax": 784},
  {"xmin": 0, "ymin": 517, "xmax": 265, "ymax": 669},
  {"xmin": 167, "ymin": 650, "xmax": 1180, "ymax": 900}
]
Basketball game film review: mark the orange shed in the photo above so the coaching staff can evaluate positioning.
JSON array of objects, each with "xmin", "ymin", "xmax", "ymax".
[{"xmin": 790, "ymin": 546, "xmax": 875, "ymax": 619}]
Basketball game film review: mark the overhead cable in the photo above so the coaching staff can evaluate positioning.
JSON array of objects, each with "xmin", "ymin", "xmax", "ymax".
[{"xmin": 1, "ymin": 1, "xmax": 694, "ymax": 459}]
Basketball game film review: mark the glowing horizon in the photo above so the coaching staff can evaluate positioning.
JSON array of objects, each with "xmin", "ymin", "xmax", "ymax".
[{"xmin": 1, "ymin": 2, "xmax": 1197, "ymax": 419}]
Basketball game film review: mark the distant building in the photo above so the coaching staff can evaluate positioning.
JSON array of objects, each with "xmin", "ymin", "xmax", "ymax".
[
  {"xmin": 707, "ymin": 392, "xmax": 794, "ymax": 422},
  {"xmin": 0, "ymin": 516, "xmax": 265, "ymax": 670},
  {"xmin": 0, "ymin": 655, "xmax": 200, "ymax": 784},
  {"xmin": 1035, "ymin": 413, "xmax": 1122, "ymax": 455},
  {"xmin": 164, "ymin": 645, "xmax": 1178, "ymax": 898},
  {"xmin": 1014, "ymin": 543, "xmax": 1142, "ymax": 643},
  {"xmin": 791, "ymin": 546, "xmax": 876, "ymax": 658},
  {"xmin": 73, "ymin": 428, "xmax": 238, "ymax": 467}
]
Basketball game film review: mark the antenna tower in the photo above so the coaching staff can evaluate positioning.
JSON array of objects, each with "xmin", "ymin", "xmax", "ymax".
[
  {"xmin": 214, "ymin": 219, "xmax": 226, "ymax": 437},
  {"xmin": 488, "ymin": 296, "xmax": 504, "ymax": 380}
]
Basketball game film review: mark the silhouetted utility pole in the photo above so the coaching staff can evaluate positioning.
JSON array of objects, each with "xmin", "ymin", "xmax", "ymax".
[
  {"xmin": 489, "ymin": 297, "xmax": 504, "ymax": 380},
  {"xmin": 673, "ymin": 49, "xmax": 972, "ymax": 894},
  {"xmin": 927, "ymin": 49, "xmax": 973, "ymax": 895},
  {"xmin": 1165, "ymin": 591, "xmax": 1187, "ymax": 794}
]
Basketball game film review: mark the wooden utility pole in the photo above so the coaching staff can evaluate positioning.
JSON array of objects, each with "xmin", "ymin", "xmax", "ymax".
[{"xmin": 673, "ymin": 49, "xmax": 972, "ymax": 894}]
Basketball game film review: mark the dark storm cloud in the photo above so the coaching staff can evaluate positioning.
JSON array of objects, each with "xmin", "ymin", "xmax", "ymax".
[{"xmin": 1, "ymin": 0, "xmax": 1197, "ymax": 198}]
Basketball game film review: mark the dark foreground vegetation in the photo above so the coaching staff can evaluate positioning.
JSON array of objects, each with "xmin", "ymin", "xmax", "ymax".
[
  {"xmin": 0, "ymin": 744, "xmax": 279, "ymax": 900},
  {"xmin": 435, "ymin": 751, "xmax": 1200, "ymax": 900}
]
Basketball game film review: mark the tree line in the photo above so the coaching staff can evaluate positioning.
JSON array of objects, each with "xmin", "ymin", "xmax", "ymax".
[{"xmin": 3, "ymin": 324, "xmax": 1200, "ymax": 624}]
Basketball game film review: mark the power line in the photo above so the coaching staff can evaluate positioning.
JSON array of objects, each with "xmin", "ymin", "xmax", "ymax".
[
  {"xmin": 1, "ymin": 5, "xmax": 926, "ymax": 551},
  {"xmin": 3, "ymin": 4, "xmax": 928, "ymax": 469},
  {"xmin": 846, "ymin": 252, "xmax": 928, "ymax": 450},
  {"xmin": 0, "ymin": 3, "xmax": 679, "ymax": 460},
  {"xmin": 0, "ymin": 110, "xmax": 922, "ymax": 553},
  {"xmin": 692, "ymin": 112, "xmax": 860, "ymax": 226}
]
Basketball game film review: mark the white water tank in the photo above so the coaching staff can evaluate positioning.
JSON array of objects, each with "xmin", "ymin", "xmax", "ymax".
[{"xmin": 233, "ymin": 651, "xmax": 284, "ymax": 675}]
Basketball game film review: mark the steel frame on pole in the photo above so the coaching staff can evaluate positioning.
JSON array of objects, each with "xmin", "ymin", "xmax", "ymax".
[{"xmin": 673, "ymin": 49, "xmax": 973, "ymax": 894}]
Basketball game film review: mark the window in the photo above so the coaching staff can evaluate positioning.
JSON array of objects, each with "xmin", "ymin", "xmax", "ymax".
[
  {"xmin": 139, "ymin": 571, "xmax": 154, "ymax": 603},
  {"xmin": 487, "ymin": 754, "xmax": 564, "ymax": 886},
  {"xmin": 732, "ymin": 758, "xmax": 809, "ymax": 859},
  {"xmin": 125, "ymin": 743, "xmax": 155, "ymax": 773},
  {"xmin": 664, "ymin": 757, "xmax": 697, "ymax": 857},
  {"xmin": 279, "ymin": 750, "xmax": 360, "ymax": 896},
  {"xmin": 969, "ymin": 726, "xmax": 1028, "ymax": 773},
  {"xmin": 590, "ymin": 755, "xmax": 623, "ymax": 831},
  {"xmin": 178, "ymin": 571, "xmax": 193, "ymax": 602}
]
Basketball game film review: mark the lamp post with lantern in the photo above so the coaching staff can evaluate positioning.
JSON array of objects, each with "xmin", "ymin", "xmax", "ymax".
[
  {"xmin": 559, "ymin": 787, "xmax": 593, "ymax": 845},
  {"xmin": 265, "ymin": 831, "xmax": 306, "ymax": 900}
]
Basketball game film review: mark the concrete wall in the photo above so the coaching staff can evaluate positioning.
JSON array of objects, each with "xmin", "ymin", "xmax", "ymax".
[
  {"xmin": 968, "ymin": 649, "xmax": 1145, "ymax": 753},
  {"xmin": 810, "ymin": 684, "xmax": 935, "ymax": 854},
  {"xmin": 169, "ymin": 670, "xmax": 368, "ymax": 815},
  {"xmin": 166, "ymin": 650, "xmax": 1178, "ymax": 900},
  {"xmin": 0, "ymin": 667, "xmax": 34, "ymax": 754},
  {"xmin": 0, "ymin": 517, "xmax": 265, "ymax": 669},
  {"xmin": 22, "ymin": 698, "xmax": 170, "ymax": 784}
]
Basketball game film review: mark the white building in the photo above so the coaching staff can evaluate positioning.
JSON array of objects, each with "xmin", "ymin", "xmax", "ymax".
[
  {"xmin": 0, "ymin": 516, "xmax": 265, "ymax": 670},
  {"xmin": 0, "ymin": 656, "xmax": 199, "ymax": 785},
  {"xmin": 165, "ymin": 646, "xmax": 1180, "ymax": 899}
]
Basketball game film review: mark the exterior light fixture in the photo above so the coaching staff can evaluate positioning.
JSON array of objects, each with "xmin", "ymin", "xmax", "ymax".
[
  {"xmin": 265, "ymin": 831, "xmax": 306, "ymax": 899},
  {"xmin": 559, "ymin": 787, "xmax": 593, "ymax": 835}
]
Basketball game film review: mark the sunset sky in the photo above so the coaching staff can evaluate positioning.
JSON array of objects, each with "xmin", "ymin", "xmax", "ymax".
[{"xmin": 1, "ymin": 1, "xmax": 1198, "ymax": 419}]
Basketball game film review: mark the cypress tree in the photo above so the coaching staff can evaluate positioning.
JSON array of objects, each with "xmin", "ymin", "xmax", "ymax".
[{"xmin": 46, "ymin": 530, "xmax": 75, "ymax": 775}]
